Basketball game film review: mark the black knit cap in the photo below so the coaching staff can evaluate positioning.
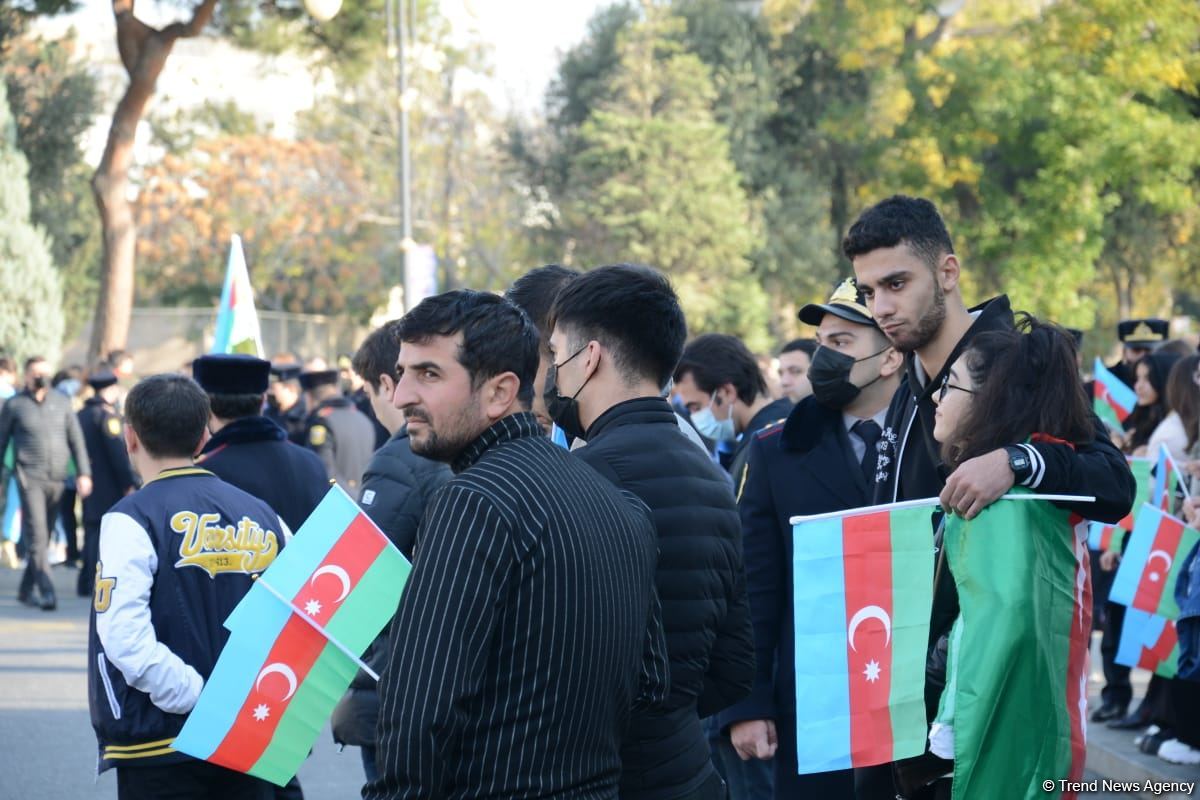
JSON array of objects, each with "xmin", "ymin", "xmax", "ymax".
[{"xmin": 192, "ymin": 354, "xmax": 271, "ymax": 395}]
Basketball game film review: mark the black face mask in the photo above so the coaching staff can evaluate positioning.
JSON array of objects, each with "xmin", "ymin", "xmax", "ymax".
[
  {"xmin": 29, "ymin": 375, "xmax": 48, "ymax": 391},
  {"xmin": 809, "ymin": 345, "xmax": 888, "ymax": 409},
  {"xmin": 543, "ymin": 344, "xmax": 591, "ymax": 442}
]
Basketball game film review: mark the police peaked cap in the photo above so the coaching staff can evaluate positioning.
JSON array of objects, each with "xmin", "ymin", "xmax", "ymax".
[
  {"xmin": 270, "ymin": 362, "xmax": 303, "ymax": 382},
  {"xmin": 1117, "ymin": 319, "xmax": 1168, "ymax": 347},
  {"xmin": 87, "ymin": 369, "xmax": 119, "ymax": 390},
  {"xmin": 798, "ymin": 278, "xmax": 877, "ymax": 328},
  {"xmin": 192, "ymin": 354, "xmax": 272, "ymax": 395},
  {"xmin": 298, "ymin": 369, "xmax": 339, "ymax": 390}
]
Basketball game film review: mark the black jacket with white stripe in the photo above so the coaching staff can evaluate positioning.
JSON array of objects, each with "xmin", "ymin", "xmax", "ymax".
[{"xmin": 574, "ymin": 397, "xmax": 755, "ymax": 800}]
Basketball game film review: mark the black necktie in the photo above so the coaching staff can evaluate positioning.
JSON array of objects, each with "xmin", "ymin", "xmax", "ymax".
[{"xmin": 852, "ymin": 419, "xmax": 882, "ymax": 485}]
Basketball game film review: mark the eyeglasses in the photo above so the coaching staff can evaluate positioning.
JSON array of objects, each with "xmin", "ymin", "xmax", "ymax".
[{"xmin": 938, "ymin": 373, "xmax": 976, "ymax": 401}]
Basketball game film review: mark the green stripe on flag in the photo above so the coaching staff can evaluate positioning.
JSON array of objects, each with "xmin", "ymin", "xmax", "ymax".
[
  {"xmin": 325, "ymin": 548, "xmax": 411, "ymax": 652},
  {"xmin": 249, "ymin": 641, "xmax": 359, "ymax": 785},
  {"xmin": 887, "ymin": 505, "xmax": 936, "ymax": 760},
  {"xmin": 1094, "ymin": 398, "xmax": 1122, "ymax": 432},
  {"xmin": 1157, "ymin": 526, "xmax": 1200, "ymax": 619}
]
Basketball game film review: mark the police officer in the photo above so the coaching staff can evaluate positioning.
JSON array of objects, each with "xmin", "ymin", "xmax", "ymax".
[
  {"xmin": 265, "ymin": 362, "xmax": 308, "ymax": 445},
  {"xmin": 192, "ymin": 355, "xmax": 328, "ymax": 532},
  {"xmin": 76, "ymin": 370, "xmax": 137, "ymax": 597},
  {"xmin": 300, "ymin": 368, "xmax": 375, "ymax": 494},
  {"xmin": 1109, "ymin": 318, "xmax": 1168, "ymax": 388}
]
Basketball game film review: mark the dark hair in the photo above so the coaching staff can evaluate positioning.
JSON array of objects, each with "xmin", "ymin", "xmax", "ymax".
[
  {"xmin": 781, "ymin": 338, "xmax": 817, "ymax": 357},
  {"xmin": 0, "ymin": 356, "xmax": 14, "ymax": 374},
  {"xmin": 352, "ymin": 320, "xmax": 402, "ymax": 391},
  {"xmin": 505, "ymin": 265, "xmax": 581, "ymax": 347},
  {"xmin": 125, "ymin": 374, "xmax": 211, "ymax": 459},
  {"xmin": 941, "ymin": 315, "xmax": 1093, "ymax": 468},
  {"xmin": 1166, "ymin": 355, "xmax": 1200, "ymax": 450},
  {"xmin": 106, "ymin": 349, "xmax": 129, "ymax": 364},
  {"xmin": 208, "ymin": 393, "xmax": 265, "ymax": 421},
  {"xmin": 842, "ymin": 195, "xmax": 955, "ymax": 270},
  {"xmin": 1158, "ymin": 339, "xmax": 1193, "ymax": 358},
  {"xmin": 398, "ymin": 290, "xmax": 539, "ymax": 407},
  {"xmin": 1125, "ymin": 352, "xmax": 1183, "ymax": 453},
  {"xmin": 674, "ymin": 333, "xmax": 767, "ymax": 405},
  {"xmin": 24, "ymin": 356, "xmax": 45, "ymax": 371},
  {"xmin": 549, "ymin": 264, "xmax": 687, "ymax": 389}
]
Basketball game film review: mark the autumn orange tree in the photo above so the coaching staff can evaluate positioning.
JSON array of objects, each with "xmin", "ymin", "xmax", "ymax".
[{"xmin": 135, "ymin": 135, "xmax": 384, "ymax": 317}]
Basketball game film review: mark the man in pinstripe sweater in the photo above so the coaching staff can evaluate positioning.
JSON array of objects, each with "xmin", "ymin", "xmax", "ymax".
[{"xmin": 364, "ymin": 290, "xmax": 669, "ymax": 800}]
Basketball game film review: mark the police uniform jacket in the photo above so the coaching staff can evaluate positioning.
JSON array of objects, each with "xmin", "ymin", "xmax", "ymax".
[
  {"xmin": 266, "ymin": 396, "xmax": 308, "ymax": 445},
  {"xmin": 197, "ymin": 415, "xmax": 328, "ymax": 532},
  {"xmin": 717, "ymin": 396, "xmax": 877, "ymax": 730},
  {"xmin": 78, "ymin": 397, "xmax": 136, "ymax": 524},
  {"xmin": 88, "ymin": 468, "xmax": 289, "ymax": 772},
  {"xmin": 304, "ymin": 396, "xmax": 375, "ymax": 494}
]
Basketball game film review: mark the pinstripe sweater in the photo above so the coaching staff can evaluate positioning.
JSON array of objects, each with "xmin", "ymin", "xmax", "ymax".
[{"xmin": 366, "ymin": 412, "xmax": 669, "ymax": 800}]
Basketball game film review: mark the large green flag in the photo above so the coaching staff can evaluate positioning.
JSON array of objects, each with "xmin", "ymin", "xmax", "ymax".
[{"xmin": 935, "ymin": 495, "xmax": 1091, "ymax": 800}]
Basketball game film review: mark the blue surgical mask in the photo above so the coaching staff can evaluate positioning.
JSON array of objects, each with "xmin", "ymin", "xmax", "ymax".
[{"xmin": 692, "ymin": 395, "xmax": 737, "ymax": 443}]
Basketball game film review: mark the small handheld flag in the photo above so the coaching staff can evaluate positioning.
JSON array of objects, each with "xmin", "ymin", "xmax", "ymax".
[
  {"xmin": 174, "ymin": 487, "xmax": 411, "ymax": 786},
  {"xmin": 1109, "ymin": 504, "xmax": 1200, "ymax": 620},
  {"xmin": 790, "ymin": 499, "xmax": 936, "ymax": 773},
  {"xmin": 1115, "ymin": 608, "xmax": 1179, "ymax": 678},
  {"xmin": 212, "ymin": 235, "xmax": 265, "ymax": 357},
  {"xmin": 1152, "ymin": 444, "xmax": 1189, "ymax": 512},
  {"xmin": 1093, "ymin": 358, "xmax": 1136, "ymax": 431}
]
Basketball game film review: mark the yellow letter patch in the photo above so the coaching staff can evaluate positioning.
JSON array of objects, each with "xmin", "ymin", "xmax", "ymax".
[{"xmin": 93, "ymin": 563, "xmax": 116, "ymax": 613}]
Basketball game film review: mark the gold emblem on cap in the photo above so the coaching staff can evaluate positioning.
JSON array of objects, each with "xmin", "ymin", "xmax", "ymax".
[
  {"xmin": 830, "ymin": 278, "xmax": 860, "ymax": 305},
  {"xmin": 1129, "ymin": 321, "xmax": 1163, "ymax": 342}
]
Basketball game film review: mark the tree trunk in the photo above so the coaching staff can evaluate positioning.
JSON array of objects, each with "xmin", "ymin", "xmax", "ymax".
[{"xmin": 88, "ymin": 0, "xmax": 217, "ymax": 363}]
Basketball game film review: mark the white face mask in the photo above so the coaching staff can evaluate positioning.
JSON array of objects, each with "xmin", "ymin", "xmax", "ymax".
[{"xmin": 692, "ymin": 395, "xmax": 737, "ymax": 443}]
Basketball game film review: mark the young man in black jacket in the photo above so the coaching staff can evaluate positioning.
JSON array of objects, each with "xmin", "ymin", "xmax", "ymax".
[
  {"xmin": 547, "ymin": 264, "xmax": 755, "ymax": 800},
  {"xmin": 848, "ymin": 195, "xmax": 1136, "ymax": 799}
]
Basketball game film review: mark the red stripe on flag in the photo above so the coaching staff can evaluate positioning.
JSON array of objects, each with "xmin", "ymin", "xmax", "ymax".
[
  {"xmin": 207, "ymin": 514, "xmax": 386, "ymax": 773},
  {"xmin": 1139, "ymin": 620, "xmax": 1178, "ymax": 672},
  {"xmin": 841, "ymin": 511, "xmax": 895, "ymax": 767},
  {"xmin": 1132, "ymin": 514, "xmax": 1184, "ymax": 614},
  {"xmin": 1063, "ymin": 528, "xmax": 1092, "ymax": 792},
  {"xmin": 1096, "ymin": 384, "xmax": 1130, "ymax": 423},
  {"xmin": 1099, "ymin": 526, "xmax": 1114, "ymax": 551}
]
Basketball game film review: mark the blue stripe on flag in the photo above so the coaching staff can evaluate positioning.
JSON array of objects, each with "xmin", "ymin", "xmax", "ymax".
[
  {"xmin": 1115, "ymin": 607, "xmax": 1164, "ymax": 669},
  {"xmin": 1109, "ymin": 503, "xmax": 1161, "ymax": 607},
  {"xmin": 793, "ymin": 515, "xmax": 852, "ymax": 773},
  {"xmin": 173, "ymin": 584, "xmax": 292, "ymax": 759},
  {"xmin": 1094, "ymin": 358, "xmax": 1137, "ymax": 413}
]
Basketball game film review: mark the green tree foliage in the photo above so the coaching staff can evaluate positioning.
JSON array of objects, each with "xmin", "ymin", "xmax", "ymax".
[
  {"xmin": 0, "ymin": 82, "xmax": 64, "ymax": 364},
  {"xmin": 564, "ymin": 3, "xmax": 769, "ymax": 349}
]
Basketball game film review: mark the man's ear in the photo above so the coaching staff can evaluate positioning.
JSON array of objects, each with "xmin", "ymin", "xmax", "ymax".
[
  {"xmin": 879, "ymin": 345, "xmax": 905, "ymax": 379},
  {"xmin": 939, "ymin": 253, "xmax": 961, "ymax": 294},
  {"xmin": 193, "ymin": 427, "xmax": 211, "ymax": 457},
  {"xmin": 377, "ymin": 373, "xmax": 395, "ymax": 400},
  {"xmin": 482, "ymin": 372, "xmax": 522, "ymax": 419},
  {"xmin": 123, "ymin": 424, "xmax": 138, "ymax": 456},
  {"xmin": 715, "ymin": 382, "xmax": 738, "ymax": 407}
]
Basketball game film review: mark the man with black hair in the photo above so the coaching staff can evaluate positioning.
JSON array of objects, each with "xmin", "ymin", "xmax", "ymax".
[
  {"xmin": 0, "ymin": 356, "xmax": 93, "ymax": 610},
  {"xmin": 300, "ymin": 367, "xmax": 375, "ymax": 493},
  {"xmin": 192, "ymin": 354, "xmax": 327, "ymax": 532},
  {"xmin": 674, "ymin": 333, "xmax": 793, "ymax": 484},
  {"xmin": 505, "ymin": 264, "xmax": 582, "ymax": 434},
  {"xmin": 89, "ymin": 373, "xmax": 287, "ymax": 800},
  {"xmin": 546, "ymin": 264, "xmax": 754, "ymax": 800},
  {"xmin": 777, "ymin": 339, "xmax": 816, "ymax": 404},
  {"xmin": 847, "ymin": 194, "xmax": 1135, "ymax": 798},
  {"xmin": 76, "ymin": 368, "xmax": 137, "ymax": 597},
  {"xmin": 265, "ymin": 361, "xmax": 308, "ymax": 444},
  {"xmin": 366, "ymin": 289, "xmax": 667, "ymax": 800}
]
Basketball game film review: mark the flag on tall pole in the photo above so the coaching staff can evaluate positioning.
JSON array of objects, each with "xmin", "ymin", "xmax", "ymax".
[
  {"xmin": 1093, "ymin": 358, "xmax": 1136, "ymax": 431},
  {"xmin": 790, "ymin": 500, "xmax": 935, "ymax": 774},
  {"xmin": 173, "ymin": 487, "xmax": 410, "ymax": 786},
  {"xmin": 934, "ymin": 494, "xmax": 1091, "ymax": 800},
  {"xmin": 1109, "ymin": 504, "xmax": 1200, "ymax": 620},
  {"xmin": 211, "ymin": 234, "xmax": 265, "ymax": 357}
]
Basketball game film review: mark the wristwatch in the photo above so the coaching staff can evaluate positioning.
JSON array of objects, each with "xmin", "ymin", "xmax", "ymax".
[{"xmin": 1004, "ymin": 445, "xmax": 1033, "ymax": 485}]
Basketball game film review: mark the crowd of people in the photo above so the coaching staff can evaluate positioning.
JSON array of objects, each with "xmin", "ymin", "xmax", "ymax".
[{"xmin": 5, "ymin": 194, "xmax": 1198, "ymax": 799}]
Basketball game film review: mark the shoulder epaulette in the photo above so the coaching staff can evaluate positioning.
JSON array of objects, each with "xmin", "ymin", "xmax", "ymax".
[{"xmin": 755, "ymin": 419, "xmax": 786, "ymax": 440}]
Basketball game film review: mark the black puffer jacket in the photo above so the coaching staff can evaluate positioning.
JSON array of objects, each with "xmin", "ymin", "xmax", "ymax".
[{"xmin": 574, "ymin": 396, "xmax": 754, "ymax": 800}]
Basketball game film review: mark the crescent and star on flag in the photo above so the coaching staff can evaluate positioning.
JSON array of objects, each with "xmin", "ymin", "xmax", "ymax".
[
  {"xmin": 1146, "ymin": 549, "xmax": 1173, "ymax": 583},
  {"xmin": 848, "ymin": 605, "xmax": 892, "ymax": 684},
  {"xmin": 249, "ymin": 563, "xmax": 353, "ymax": 722}
]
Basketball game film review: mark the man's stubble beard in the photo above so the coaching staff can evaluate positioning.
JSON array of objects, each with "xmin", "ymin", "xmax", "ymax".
[
  {"xmin": 407, "ymin": 395, "xmax": 486, "ymax": 463},
  {"xmin": 892, "ymin": 282, "xmax": 947, "ymax": 354}
]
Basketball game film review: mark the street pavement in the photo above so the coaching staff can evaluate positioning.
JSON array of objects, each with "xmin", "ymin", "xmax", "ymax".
[{"xmin": 0, "ymin": 563, "xmax": 365, "ymax": 799}]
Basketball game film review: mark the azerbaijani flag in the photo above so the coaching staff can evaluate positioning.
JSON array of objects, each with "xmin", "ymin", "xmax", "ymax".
[
  {"xmin": 790, "ymin": 500, "xmax": 935, "ymax": 773},
  {"xmin": 1109, "ymin": 504, "xmax": 1199, "ymax": 620},
  {"xmin": 1087, "ymin": 457, "xmax": 1151, "ymax": 553},
  {"xmin": 1093, "ymin": 357, "xmax": 1136, "ymax": 431},
  {"xmin": 174, "ymin": 487, "xmax": 410, "ymax": 786},
  {"xmin": 1115, "ymin": 608, "xmax": 1179, "ymax": 678},
  {"xmin": 936, "ymin": 494, "xmax": 1091, "ymax": 800},
  {"xmin": 211, "ymin": 234, "xmax": 265, "ymax": 357},
  {"xmin": 1152, "ymin": 445, "xmax": 1182, "ymax": 512}
]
